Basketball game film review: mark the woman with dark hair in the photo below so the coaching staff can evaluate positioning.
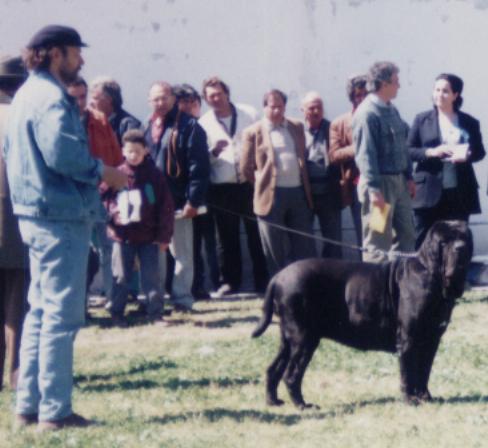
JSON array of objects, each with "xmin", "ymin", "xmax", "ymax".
[{"xmin": 408, "ymin": 73, "xmax": 485, "ymax": 248}]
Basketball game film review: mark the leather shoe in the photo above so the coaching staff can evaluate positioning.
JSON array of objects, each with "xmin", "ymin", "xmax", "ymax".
[
  {"xmin": 192, "ymin": 288, "xmax": 211, "ymax": 300},
  {"xmin": 37, "ymin": 412, "xmax": 92, "ymax": 432},
  {"xmin": 14, "ymin": 413, "xmax": 38, "ymax": 429}
]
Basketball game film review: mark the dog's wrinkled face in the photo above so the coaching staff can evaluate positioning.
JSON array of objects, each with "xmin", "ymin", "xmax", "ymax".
[{"xmin": 420, "ymin": 220, "xmax": 473, "ymax": 299}]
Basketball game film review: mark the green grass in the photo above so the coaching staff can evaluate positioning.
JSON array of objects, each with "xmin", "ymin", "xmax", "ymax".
[{"xmin": 1, "ymin": 291, "xmax": 488, "ymax": 447}]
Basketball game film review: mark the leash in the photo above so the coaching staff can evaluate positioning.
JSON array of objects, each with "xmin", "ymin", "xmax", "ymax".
[{"xmin": 207, "ymin": 202, "xmax": 417, "ymax": 260}]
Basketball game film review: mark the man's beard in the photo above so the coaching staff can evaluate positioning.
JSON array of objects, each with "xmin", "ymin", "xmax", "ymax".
[{"xmin": 59, "ymin": 65, "xmax": 80, "ymax": 84}]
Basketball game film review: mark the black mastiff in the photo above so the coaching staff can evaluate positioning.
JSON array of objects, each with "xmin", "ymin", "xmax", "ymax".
[{"xmin": 252, "ymin": 221, "xmax": 473, "ymax": 409}]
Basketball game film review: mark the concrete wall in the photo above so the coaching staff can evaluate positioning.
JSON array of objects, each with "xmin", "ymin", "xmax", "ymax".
[{"xmin": 1, "ymin": 0, "xmax": 487, "ymax": 255}]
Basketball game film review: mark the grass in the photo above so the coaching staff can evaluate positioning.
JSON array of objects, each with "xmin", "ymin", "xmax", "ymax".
[{"xmin": 1, "ymin": 290, "xmax": 488, "ymax": 447}]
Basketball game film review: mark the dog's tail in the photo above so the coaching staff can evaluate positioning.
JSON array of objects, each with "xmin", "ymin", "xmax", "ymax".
[{"xmin": 251, "ymin": 279, "xmax": 276, "ymax": 338}]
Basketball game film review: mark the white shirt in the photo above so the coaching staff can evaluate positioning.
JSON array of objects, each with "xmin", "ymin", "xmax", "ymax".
[
  {"xmin": 199, "ymin": 103, "xmax": 258, "ymax": 184},
  {"xmin": 265, "ymin": 119, "xmax": 301, "ymax": 188}
]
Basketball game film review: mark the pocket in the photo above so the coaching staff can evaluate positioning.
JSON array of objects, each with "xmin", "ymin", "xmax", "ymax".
[{"xmin": 413, "ymin": 172, "xmax": 427, "ymax": 184}]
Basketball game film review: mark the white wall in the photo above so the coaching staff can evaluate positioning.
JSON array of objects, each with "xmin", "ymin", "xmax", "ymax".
[{"xmin": 1, "ymin": 0, "xmax": 487, "ymax": 253}]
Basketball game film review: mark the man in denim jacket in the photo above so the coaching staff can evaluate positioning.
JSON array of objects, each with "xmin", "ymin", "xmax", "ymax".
[
  {"xmin": 4, "ymin": 25, "xmax": 127, "ymax": 431},
  {"xmin": 352, "ymin": 61, "xmax": 415, "ymax": 262}
]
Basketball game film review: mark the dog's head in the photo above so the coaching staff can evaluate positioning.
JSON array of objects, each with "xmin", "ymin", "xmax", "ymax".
[{"xmin": 418, "ymin": 220, "xmax": 473, "ymax": 299}]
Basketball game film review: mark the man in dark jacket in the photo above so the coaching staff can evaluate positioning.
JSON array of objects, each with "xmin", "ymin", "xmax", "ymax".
[
  {"xmin": 144, "ymin": 81, "xmax": 209, "ymax": 312},
  {"xmin": 0, "ymin": 55, "xmax": 29, "ymax": 393}
]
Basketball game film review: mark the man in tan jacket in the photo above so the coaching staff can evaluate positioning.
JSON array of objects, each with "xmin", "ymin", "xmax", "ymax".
[
  {"xmin": 329, "ymin": 75, "xmax": 368, "ymax": 247},
  {"xmin": 240, "ymin": 89, "xmax": 316, "ymax": 275}
]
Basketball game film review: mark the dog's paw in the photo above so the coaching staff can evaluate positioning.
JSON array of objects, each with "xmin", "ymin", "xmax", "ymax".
[
  {"xmin": 298, "ymin": 403, "xmax": 320, "ymax": 411},
  {"xmin": 403, "ymin": 394, "xmax": 422, "ymax": 406},
  {"xmin": 266, "ymin": 397, "xmax": 284, "ymax": 406},
  {"xmin": 417, "ymin": 390, "xmax": 433, "ymax": 402}
]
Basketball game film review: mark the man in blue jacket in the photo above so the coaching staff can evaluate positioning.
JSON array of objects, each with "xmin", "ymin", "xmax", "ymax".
[
  {"xmin": 144, "ymin": 81, "xmax": 209, "ymax": 312},
  {"xmin": 4, "ymin": 25, "xmax": 127, "ymax": 431},
  {"xmin": 352, "ymin": 61, "xmax": 415, "ymax": 262}
]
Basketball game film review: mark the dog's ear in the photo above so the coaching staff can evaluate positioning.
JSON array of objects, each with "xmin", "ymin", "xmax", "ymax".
[
  {"xmin": 440, "ymin": 220, "xmax": 473, "ymax": 298},
  {"xmin": 418, "ymin": 221, "xmax": 449, "ymax": 273}
]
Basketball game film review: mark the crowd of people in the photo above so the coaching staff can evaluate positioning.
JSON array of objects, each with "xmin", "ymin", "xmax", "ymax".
[{"xmin": 0, "ymin": 24, "xmax": 485, "ymax": 430}]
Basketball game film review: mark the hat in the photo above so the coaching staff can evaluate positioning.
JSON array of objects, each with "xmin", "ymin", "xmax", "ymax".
[
  {"xmin": 27, "ymin": 25, "xmax": 88, "ymax": 49},
  {"xmin": 0, "ymin": 55, "xmax": 27, "ymax": 80},
  {"xmin": 173, "ymin": 83, "xmax": 200, "ymax": 101}
]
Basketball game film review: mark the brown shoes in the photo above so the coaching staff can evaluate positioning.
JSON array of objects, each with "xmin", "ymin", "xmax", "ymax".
[
  {"xmin": 14, "ymin": 413, "xmax": 38, "ymax": 429},
  {"xmin": 37, "ymin": 412, "xmax": 92, "ymax": 432}
]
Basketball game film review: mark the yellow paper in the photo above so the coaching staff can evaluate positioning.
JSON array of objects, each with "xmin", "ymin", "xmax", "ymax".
[{"xmin": 370, "ymin": 202, "xmax": 391, "ymax": 234}]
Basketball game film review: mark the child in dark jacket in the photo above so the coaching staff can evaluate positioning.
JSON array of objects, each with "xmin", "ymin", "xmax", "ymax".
[{"xmin": 101, "ymin": 129, "xmax": 174, "ymax": 326}]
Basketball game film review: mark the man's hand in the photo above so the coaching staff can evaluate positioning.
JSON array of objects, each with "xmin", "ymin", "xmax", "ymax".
[
  {"xmin": 369, "ymin": 190, "xmax": 386, "ymax": 210},
  {"xmin": 159, "ymin": 242, "xmax": 169, "ymax": 252},
  {"xmin": 211, "ymin": 140, "xmax": 228, "ymax": 157},
  {"xmin": 407, "ymin": 179, "xmax": 416, "ymax": 199},
  {"xmin": 426, "ymin": 145, "xmax": 452, "ymax": 159},
  {"xmin": 181, "ymin": 203, "xmax": 198, "ymax": 219},
  {"xmin": 102, "ymin": 166, "xmax": 128, "ymax": 190}
]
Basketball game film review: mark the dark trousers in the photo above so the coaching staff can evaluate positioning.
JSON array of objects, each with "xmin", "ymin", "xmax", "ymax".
[
  {"xmin": 414, "ymin": 188, "xmax": 469, "ymax": 249},
  {"xmin": 0, "ymin": 268, "xmax": 29, "ymax": 390},
  {"xmin": 313, "ymin": 194, "xmax": 342, "ymax": 259},
  {"xmin": 209, "ymin": 183, "xmax": 269, "ymax": 291},
  {"xmin": 258, "ymin": 187, "xmax": 316, "ymax": 276},
  {"xmin": 193, "ymin": 212, "xmax": 220, "ymax": 291}
]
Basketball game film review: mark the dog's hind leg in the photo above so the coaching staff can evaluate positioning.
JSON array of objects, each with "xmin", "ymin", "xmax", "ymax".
[
  {"xmin": 266, "ymin": 329, "xmax": 291, "ymax": 406},
  {"xmin": 283, "ymin": 334, "xmax": 320, "ymax": 410}
]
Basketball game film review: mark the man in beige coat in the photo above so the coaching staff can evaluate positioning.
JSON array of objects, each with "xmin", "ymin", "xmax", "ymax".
[{"xmin": 240, "ymin": 89, "xmax": 316, "ymax": 275}]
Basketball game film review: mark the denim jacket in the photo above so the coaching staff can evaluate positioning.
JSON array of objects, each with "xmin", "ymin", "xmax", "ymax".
[
  {"xmin": 3, "ymin": 71, "xmax": 104, "ymax": 221},
  {"xmin": 353, "ymin": 94, "xmax": 412, "ymax": 192}
]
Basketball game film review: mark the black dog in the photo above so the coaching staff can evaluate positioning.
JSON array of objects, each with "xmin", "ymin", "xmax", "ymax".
[{"xmin": 252, "ymin": 221, "xmax": 473, "ymax": 409}]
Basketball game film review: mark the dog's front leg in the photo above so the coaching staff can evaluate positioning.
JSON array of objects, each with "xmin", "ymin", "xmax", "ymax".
[
  {"xmin": 397, "ymin": 329, "xmax": 421, "ymax": 405},
  {"xmin": 415, "ymin": 332, "xmax": 443, "ymax": 402}
]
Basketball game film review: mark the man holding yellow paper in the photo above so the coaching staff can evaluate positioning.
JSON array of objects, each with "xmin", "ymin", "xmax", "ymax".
[{"xmin": 353, "ymin": 61, "xmax": 415, "ymax": 262}]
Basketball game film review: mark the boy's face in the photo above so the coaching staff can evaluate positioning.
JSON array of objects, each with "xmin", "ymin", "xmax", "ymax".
[{"xmin": 123, "ymin": 142, "xmax": 147, "ymax": 166}]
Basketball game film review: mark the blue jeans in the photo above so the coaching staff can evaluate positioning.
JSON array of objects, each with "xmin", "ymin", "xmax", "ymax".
[
  {"xmin": 16, "ymin": 217, "xmax": 91, "ymax": 421},
  {"xmin": 110, "ymin": 242, "xmax": 163, "ymax": 317}
]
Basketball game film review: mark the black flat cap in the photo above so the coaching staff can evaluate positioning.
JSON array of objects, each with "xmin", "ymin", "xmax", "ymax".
[
  {"xmin": 27, "ymin": 25, "xmax": 88, "ymax": 49},
  {"xmin": 0, "ymin": 55, "xmax": 27, "ymax": 79}
]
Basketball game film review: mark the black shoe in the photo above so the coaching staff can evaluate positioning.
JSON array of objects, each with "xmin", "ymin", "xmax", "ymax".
[
  {"xmin": 173, "ymin": 304, "xmax": 192, "ymax": 313},
  {"xmin": 192, "ymin": 288, "xmax": 211, "ymax": 300},
  {"xmin": 111, "ymin": 316, "xmax": 128, "ymax": 328}
]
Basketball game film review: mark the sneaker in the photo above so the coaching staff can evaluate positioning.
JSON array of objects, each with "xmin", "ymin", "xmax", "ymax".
[
  {"xmin": 37, "ymin": 412, "xmax": 92, "ymax": 432},
  {"xmin": 214, "ymin": 283, "xmax": 237, "ymax": 298}
]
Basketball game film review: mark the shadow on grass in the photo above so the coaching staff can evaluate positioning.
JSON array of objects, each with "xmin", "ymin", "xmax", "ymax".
[
  {"xmin": 457, "ymin": 294, "xmax": 488, "ymax": 305},
  {"xmin": 78, "ymin": 378, "xmax": 160, "ymax": 393},
  {"xmin": 191, "ymin": 307, "xmax": 258, "ymax": 315},
  {"xmin": 74, "ymin": 357, "xmax": 177, "ymax": 383},
  {"xmin": 433, "ymin": 394, "xmax": 488, "ymax": 404},
  {"xmin": 145, "ymin": 397, "xmax": 397, "ymax": 426},
  {"xmin": 162, "ymin": 376, "xmax": 259, "ymax": 389},
  {"xmin": 193, "ymin": 316, "xmax": 260, "ymax": 328},
  {"xmin": 76, "ymin": 375, "xmax": 258, "ymax": 393}
]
